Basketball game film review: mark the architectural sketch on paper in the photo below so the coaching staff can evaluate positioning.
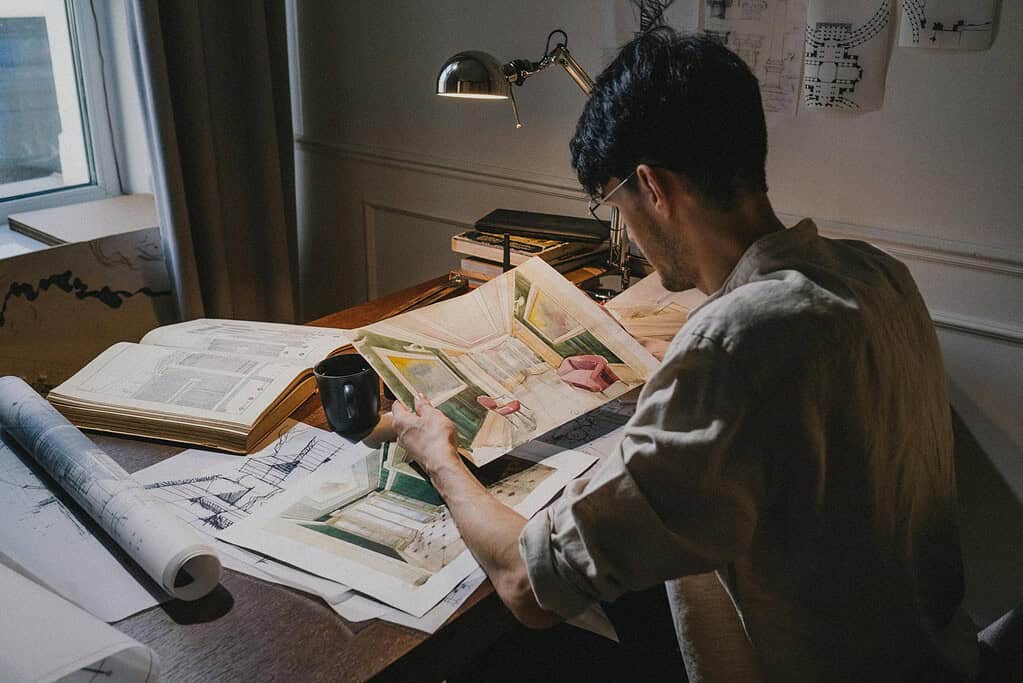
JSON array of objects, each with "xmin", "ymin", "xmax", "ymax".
[
  {"xmin": 699, "ymin": 0, "xmax": 808, "ymax": 118},
  {"xmin": 143, "ymin": 426, "xmax": 347, "ymax": 533},
  {"xmin": 220, "ymin": 442, "xmax": 597, "ymax": 617},
  {"xmin": 283, "ymin": 445, "xmax": 556, "ymax": 584},
  {"xmin": 349, "ymin": 258, "xmax": 658, "ymax": 466},
  {"xmin": 803, "ymin": 1, "xmax": 892, "ymax": 110},
  {"xmin": 899, "ymin": 0, "xmax": 995, "ymax": 50}
]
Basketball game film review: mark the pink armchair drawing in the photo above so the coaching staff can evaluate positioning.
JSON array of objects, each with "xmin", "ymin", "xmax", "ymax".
[
  {"xmin": 557, "ymin": 355, "xmax": 619, "ymax": 392},
  {"xmin": 476, "ymin": 395, "xmax": 536, "ymax": 431}
]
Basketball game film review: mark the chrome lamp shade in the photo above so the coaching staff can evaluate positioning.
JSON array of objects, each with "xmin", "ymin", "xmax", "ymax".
[{"xmin": 435, "ymin": 51, "xmax": 510, "ymax": 99}]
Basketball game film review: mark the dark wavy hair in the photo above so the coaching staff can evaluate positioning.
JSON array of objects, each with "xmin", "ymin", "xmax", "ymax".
[{"xmin": 570, "ymin": 28, "xmax": 767, "ymax": 210}]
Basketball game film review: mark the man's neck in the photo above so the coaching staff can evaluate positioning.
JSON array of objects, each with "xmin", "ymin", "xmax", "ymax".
[{"xmin": 690, "ymin": 193, "xmax": 784, "ymax": 293}]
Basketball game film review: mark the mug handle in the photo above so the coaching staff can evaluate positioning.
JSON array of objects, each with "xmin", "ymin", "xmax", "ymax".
[{"xmin": 343, "ymin": 382, "xmax": 360, "ymax": 424}]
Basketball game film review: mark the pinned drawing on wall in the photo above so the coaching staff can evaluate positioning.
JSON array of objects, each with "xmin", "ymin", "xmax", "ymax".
[
  {"xmin": 611, "ymin": 0, "xmax": 699, "ymax": 55},
  {"xmin": 898, "ymin": 0, "xmax": 996, "ymax": 50},
  {"xmin": 802, "ymin": 0, "xmax": 895, "ymax": 111},
  {"xmin": 699, "ymin": 0, "xmax": 810, "ymax": 121}
]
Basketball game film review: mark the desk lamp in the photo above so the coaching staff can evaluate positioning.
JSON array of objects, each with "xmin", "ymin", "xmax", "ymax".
[{"xmin": 436, "ymin": 30, "xmax": 630, "ymax": 291}]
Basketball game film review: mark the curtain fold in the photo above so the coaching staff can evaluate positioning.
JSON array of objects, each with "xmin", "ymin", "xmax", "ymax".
[{"xmin": 127, "ymin": 0, "xmax": 298, "ymax": 323}]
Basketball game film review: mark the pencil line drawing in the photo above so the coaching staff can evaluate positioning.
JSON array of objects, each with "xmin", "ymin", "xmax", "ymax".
[
  {"xmin": 803, "ymin": 1, "xmax": 891, "ymax": 110},
  {"xmin": 143, "ymin": 427, "xmax": 346, "ymax": 533},
  {"xmin": 899, "ymin": 0, "xmax": 995, "ymax": 50},
  {"xmin": 700, "ymin": 0, "xmax": 808, "ymax": 118}
]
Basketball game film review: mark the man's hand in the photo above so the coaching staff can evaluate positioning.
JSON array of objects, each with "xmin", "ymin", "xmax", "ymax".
[
  {"xmin": 389, "ymin": 395, "xmax": 560, "ymax": 629},
  {"xmin": 637, "ymin": 336, "xmax": 671, "ymax": 361},
  {"xmin": 391, "ymin": 396, "xmax": 463, "ymax": 479}
]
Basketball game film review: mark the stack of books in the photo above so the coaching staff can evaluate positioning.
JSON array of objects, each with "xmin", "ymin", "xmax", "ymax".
[{"xmin": 453, "ymin": 209, "xmax": 608, "ymax": 287}]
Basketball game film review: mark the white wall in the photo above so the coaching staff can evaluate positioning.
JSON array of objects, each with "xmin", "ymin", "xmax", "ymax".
[{"xmin": 292, "ymin": 0, "xmax": 1023, "ymax": 623}]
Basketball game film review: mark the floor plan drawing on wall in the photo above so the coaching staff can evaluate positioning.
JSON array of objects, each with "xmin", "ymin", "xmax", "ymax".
[
  {"xmin": 803, "ymin": 0, "xmax": 894, "ymax": 111},
  {"xmin": 898, "ymin": 0, "xmax": 996, "ymax": 50},
  {"xmin": 699, "ymin": 0, "xmax": 809, "ymax": 119},
  {"xmin": 348, "ymin": 258, "xmax": 658, "ymax": 467}
]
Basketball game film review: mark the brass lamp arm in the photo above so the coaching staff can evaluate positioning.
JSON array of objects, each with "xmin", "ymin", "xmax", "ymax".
[{"xmin": 500, "ymin": 44, "xmax": 594, "ymax": 95}]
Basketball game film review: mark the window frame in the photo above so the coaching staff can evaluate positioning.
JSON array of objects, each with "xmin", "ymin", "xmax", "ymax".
[{"xmin": 0, "ymin": 0, "xmax": 121, "ymax": 225}]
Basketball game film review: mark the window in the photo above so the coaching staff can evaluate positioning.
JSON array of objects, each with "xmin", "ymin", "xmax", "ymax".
[{"xmin": 0, "ymin": 0, "xmax": 118, "ymax": 224}]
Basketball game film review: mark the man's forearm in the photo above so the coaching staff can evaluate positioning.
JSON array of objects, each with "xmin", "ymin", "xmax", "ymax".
[{"xmin": 428, "ymin": 459, "xmax": 562, "ymax": 628}]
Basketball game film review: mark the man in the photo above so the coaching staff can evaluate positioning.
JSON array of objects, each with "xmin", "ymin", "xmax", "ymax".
[{"xmin": 391, "ymin": 29, "xmax": 978, "ymax": 680}]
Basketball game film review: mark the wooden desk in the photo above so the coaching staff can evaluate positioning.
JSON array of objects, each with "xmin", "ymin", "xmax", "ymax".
[{"xmin": 103, "ymin": 278, "xmax": 517, "ymax": 682}]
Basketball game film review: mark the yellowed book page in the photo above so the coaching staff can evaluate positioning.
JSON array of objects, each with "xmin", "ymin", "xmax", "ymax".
[
  {"xmin": 606, "ymin": 273, "xmax": 708, "ymax": 340},
  {"xmin": 140, "ymin": 318, "xmax": 350, "ymax": 364},
  {"xmin": 49, "ymin": 342, "xmax": 308, "ymax": 429}
]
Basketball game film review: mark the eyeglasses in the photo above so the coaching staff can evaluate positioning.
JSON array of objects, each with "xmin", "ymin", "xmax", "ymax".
[{"xmin": 587, "ymin": 168, "xmax": 638, "ymax": 223}]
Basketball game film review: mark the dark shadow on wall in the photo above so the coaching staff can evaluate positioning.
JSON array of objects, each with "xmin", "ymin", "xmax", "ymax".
[{"xmin": 951, "ymin": 400, "xmax": 1023, "ymax": 627}]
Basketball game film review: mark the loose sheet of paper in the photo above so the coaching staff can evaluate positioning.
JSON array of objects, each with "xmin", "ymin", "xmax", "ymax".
[
  {"xmin": 606, "ymin": 273, "xmax": 708, "ymax": 341},
  {"xmin": 803, "ymin": 0, "xmax": 896, "ymax": 111},
  {"xmin": 0, "ymin": 377, "xmax": 221, "ymax": 610},
  {"xmin": 220, "ymin": 440, "xmax": 598, "ymax": 617},
  {"xmin": 331, "ymin": 404, "xmax": 634, "ymax": 634},
  {"xmin": 0, "ymin": 563, "xmax": 159, "ymax": 682},
  {"xmin": 133, "ymin": 421, "xmax": 371, "ymax": 602},
  {"xmin": 898, "ymin": 0, "xmax": 996, "ymax": 49},
  {"xmin": 699, "ymin": 0, "xmax": 809, "ymax": 120}
]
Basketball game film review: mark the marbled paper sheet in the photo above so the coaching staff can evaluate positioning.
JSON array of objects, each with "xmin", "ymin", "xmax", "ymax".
[
  {"xmin": 803, "ymin": 0, "xmax": 896, "ymax": 111},
  {"xmin": 899, "ymin": 0, "xmax": 996, "ymax": 50}
]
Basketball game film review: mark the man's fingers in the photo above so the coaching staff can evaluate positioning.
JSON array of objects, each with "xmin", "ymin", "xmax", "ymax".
[
  {"xmin": 391, "ymin": 400, "xmax": 415, "ymax": 431},
  {"xmin": 414, "ymin": 394, "xmax": 434, "ymax": 416}
]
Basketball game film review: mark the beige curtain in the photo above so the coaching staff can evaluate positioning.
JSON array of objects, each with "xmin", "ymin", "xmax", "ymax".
[{"xmin": 127, "ymin": 0, "xmax": 298, "ymax": 322}]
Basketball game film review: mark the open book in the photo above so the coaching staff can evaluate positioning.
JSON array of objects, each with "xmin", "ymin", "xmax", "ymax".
[{"xmin": 48, "ymin": 320, "xmax": 351, "ymax": 453}]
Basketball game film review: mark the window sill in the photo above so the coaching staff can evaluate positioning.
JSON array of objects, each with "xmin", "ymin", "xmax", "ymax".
[{"xmin": 0, "ymin": 222, "xmax": 49, "ymax": 260}]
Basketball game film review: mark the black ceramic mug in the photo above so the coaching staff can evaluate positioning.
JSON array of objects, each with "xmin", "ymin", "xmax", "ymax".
[{"xmin": 314, "ymin": 355, "xmax": 380, "ymax": 435}]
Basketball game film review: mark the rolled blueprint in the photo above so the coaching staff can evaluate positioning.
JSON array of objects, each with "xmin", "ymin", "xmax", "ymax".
[{"xmin": 0, "ymin": 376, "xmax": 221, "ymax": 601}]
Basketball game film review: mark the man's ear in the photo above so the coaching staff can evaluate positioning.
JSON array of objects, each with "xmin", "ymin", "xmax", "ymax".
[{"xmin": 635, "ymin": 164, "xmax": 671, "ymax": 217}]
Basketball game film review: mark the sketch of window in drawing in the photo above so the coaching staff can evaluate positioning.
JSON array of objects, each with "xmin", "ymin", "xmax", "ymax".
[
  {"xmin": 376, "ymin": 349, "xmax": 468, "ymax": 405},
  {"xmin": 348, "ymin": 259, "xmax": 658, "ymax": 466},
  {"xmin": 898, "ymin": 0, "xmax": 996, "ymax": 50},
  {"xmin": 803, "ymin": 0, "xmax": 894, "ymax": 111},
  {"xmin": 522, "ymin": 288, "xmax": 585, "ymax": 345}
]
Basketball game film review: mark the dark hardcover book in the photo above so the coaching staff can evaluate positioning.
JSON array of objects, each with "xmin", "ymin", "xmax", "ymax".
[{"xmin": 474, "ymin": 209, "xmax": 609, "ymax": 243}]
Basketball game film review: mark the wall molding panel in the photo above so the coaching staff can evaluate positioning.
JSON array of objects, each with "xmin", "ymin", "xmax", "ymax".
[
  {"xmin": 297, "ymin": 136, "xmax": 585, "ymax": 202},
  {"xmin": 362, "ymin": 201, "xmax": 474, "ymax": 299},
  {"xmin": 298, "ymin": 136, "xmax": 1023, "ymax": 346}
]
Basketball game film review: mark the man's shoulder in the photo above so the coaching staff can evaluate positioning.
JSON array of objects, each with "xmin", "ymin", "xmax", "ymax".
[
  {"xmin": 674, "ymin": 230, "xmax": 919, "ymax": 356},
  {"xmin": 676, "ymin": 274, "xmax": 857, "ymax": 358}
]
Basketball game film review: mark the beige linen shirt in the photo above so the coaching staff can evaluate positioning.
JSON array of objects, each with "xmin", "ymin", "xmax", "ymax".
[{"xmin": 520, "ymin": 220, "xmax": 978, "ymax": 681}]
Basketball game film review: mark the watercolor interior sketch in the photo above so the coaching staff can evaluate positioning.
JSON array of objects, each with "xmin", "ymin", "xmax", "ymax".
[{"xmin": 348, "ymin": 258, "xmax": 659, "ymax": 466}]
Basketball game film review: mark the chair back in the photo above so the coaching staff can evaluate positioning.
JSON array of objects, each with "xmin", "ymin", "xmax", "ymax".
[{"xmin": 978, "ymin": 602, "xmax": 1023, "ymax": 682}]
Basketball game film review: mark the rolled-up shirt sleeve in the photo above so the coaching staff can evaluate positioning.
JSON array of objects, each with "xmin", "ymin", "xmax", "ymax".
[{"xmin": 519, "ymin": 331, "xmax": 764, "ymax": 619}]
